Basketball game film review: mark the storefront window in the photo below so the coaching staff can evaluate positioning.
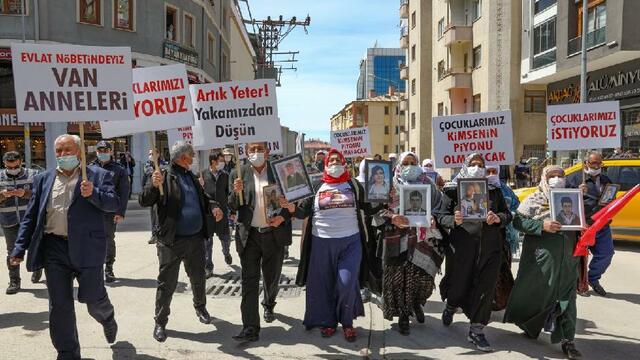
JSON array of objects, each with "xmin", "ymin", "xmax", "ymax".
[
  {"xmin": 0, "ymin": 0, "xmax": 23, "ymax": 15},
  {"xmin": 0, "ymin": 62, "xmax": 16, "ymax": 108},
  {"xmin": 0, "ymin": 135, "xmax": 46, "ymax": 169},
  {"xmin": 621, "ymin": 107, "xmax": 640, "ymax": 153}
]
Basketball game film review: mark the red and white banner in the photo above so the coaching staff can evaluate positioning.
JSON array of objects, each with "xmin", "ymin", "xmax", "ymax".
[
  {"xmin": 330, "ymin": 127, "xmax": 371, "ymax": 158},
  {"xmin": 432, "ymin": 110, "xmax": 514, "ymax": 167},
  {"xmin": 547, "ymin": 101, "xmax": 621, "ymax": 151},
  {"xmin": 11, "ymin": 43, "xmax": 133, "ymax": 123},
  {"xmin": 191, "ymin": 79, "xmax": 281, "ymax": 148},
  {"xmin": 100, "ymin": 64, "xmax": 193, "ymax": 138}
]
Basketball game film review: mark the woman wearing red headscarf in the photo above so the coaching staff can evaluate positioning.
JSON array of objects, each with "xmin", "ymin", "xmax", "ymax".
[{"xmin": 294, "ymin": 149, "xmax": 376, "ymax": 342}]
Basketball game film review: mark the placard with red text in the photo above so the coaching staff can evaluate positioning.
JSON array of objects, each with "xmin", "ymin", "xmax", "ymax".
[
  {"xmin": 330, "ymin": 127, "xmax": 371, "ymax": 158},
  {"xmin": 432, "ymin": 110, "xmax": 514, "ymax": 168},
  {"xmin": 11, "ymin": 43, "xmax": 133, "ymax": 123},
  {"xmin": 190, "ymin": 79, "xmax": 280, "ymax": 148},
  {"xmin": 547, "ymin": 101, "xmax": 621, "ymax": 151},
  {"xmin": 100, "ymin": 64, "xmax": 193, "ymax": 138}
]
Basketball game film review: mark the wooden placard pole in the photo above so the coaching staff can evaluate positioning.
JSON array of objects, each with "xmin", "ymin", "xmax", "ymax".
[
  {"xmin": 233, "ymin": 144, "xmax": 244, "ymax": 205},
  {"xmin": 147, "ymin": 131, "xmax": 164, "ymax": 196},
  {"xmin": 78, "ymin": 122, "xmax": 88, "ymax": 181}
]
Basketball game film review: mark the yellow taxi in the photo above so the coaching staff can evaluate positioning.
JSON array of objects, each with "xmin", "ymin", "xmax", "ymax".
[{"xmin": 514, "ymin": 159, "xmax": 640, "ymax": 241}]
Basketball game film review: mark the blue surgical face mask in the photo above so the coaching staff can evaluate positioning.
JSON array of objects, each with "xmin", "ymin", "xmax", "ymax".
[
  {"xmin": 56, "ymin": 155, "xmax": 80, "ymax": 171},
  {"xmin": 401, "ymin": 165, "xmax": 422, "ymax": 182},
  {"xmin": 97, "ymin": 153, "xmax": 111, "ymax": 162}
]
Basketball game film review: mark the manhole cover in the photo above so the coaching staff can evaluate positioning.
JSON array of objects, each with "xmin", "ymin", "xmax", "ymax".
[{"xmin": 207, "ymin": 274, "xmax": 302, "ymax": 298}]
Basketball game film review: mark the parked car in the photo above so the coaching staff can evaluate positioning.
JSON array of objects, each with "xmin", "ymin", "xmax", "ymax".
[{"xmin": 514, "ymin": 159, "xmax": 640, "ymax": 241}]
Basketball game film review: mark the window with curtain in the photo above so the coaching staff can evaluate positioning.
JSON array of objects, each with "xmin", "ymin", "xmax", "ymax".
[
  {"xmin": 114, "ymin": 0, "xmax": 133, "ymax": 30},
  {"xmin": 79, "ymin": 0, "xmax": 101, "ymax": 25},
  {"xmin": 184, "ymin": 14, "xmax": 194, "ymax": 47}
]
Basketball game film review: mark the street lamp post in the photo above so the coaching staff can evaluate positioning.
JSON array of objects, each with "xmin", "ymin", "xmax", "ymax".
[{"xmin": 368, "ymin": 73, "xmax": 403, "ymax": 155}]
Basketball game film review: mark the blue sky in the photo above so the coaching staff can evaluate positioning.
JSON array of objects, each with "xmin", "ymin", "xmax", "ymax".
[{"xmin": 247, "ymin": 0, "xmax": 400, "ymax": 142}]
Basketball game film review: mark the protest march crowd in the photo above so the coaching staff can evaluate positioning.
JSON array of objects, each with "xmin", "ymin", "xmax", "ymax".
[{"xmin": 1, "ymin": 43, "xmax": 634, "ymax": 360}]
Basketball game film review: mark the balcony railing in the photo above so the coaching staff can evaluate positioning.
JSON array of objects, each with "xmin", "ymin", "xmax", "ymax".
[
  {"xmin": 442, "ymin": 24, "xmax": 473, "ymax": 46},
  {"xmin": 400, "ymin": 0, "xmax": 409, "ymax": 18},
  {"xmin": 532, "ymin": 49, "xmax": 556, "ymax": 69},
  {"xmin": 568, "ymin": 27, "xmax": 606, "ymax": 56},
  {"xmin": 400, "ymin": 26, "xmax": 409, "ymax": 48}
]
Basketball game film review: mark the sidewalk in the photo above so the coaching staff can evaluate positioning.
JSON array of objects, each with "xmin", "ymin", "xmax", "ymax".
[{"xmin": 1, "ymin": 200, "xmax": 639, "ymax": 359}]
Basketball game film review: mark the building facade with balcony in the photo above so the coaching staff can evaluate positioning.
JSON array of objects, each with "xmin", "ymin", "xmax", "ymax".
[
  {"xmin": 330, "ymin": 92, "xmax": 406, "ymax": 159},
  {"xmin": 356, "ymin": 47, "xmax": 406, "ymax": 100},
  {"xmin": 0, "ymin": 0, "xmax": 258, "ymax": 193},
  {"xmin": 522, "ymin": 0, "xmax": 640, "ymax": 158},
  {"xmin": 431, "ymin": 0, "xmax": 547, "ymax": 175},
  {"xmin": 400, "ymin": 0, "xmax": 433, "ymax": 161}
]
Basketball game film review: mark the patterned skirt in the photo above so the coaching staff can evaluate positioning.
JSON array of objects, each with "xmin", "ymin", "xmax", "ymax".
[{"xmin": 382, "ymin": 261, "xmax": 435, "ymax": 320}]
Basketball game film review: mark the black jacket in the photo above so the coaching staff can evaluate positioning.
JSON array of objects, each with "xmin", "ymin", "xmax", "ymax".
[
  {"xmin": 294, "ymin": 179, "xmax": 376, "ymax": 288},
  {"xmin": 139, "ymin": 163, "xmax": 218, "ymax": 245},
  {"xmin": 90, "ymin": 159, "xmax": 130, "ymax": 217},
  {"xmin": 201, "ymin": 168, "xmax": 230, "ymax": 236},
  {"xmin": 567, "ymin": 172, "xmax": 611, "ymax": 221},
  {"xmin": 228, "ymin": 163, "xmax": 292, "ymax": 254}
]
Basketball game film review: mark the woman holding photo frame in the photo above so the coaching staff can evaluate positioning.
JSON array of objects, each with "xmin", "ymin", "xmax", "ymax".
[
  {"xmin": 373, "ymin": 152, "xmax": 444, "ymax": 336},
  {"xmin": 294, "ymin": 149, "xmax": 376, "ymax": 343},
  {"xmin": 436, "ymin": 153, "xmax": 511, "ymax": 352},
  {"xmin": 504, "ymin": 165, "xmax": 582, "ymax": 360}
]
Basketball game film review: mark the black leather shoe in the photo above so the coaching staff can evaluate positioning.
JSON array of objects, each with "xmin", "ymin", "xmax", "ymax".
[
  {"xmin": 153, "ymin": 324, "xmax": 167, "ymax": 342},
  {"xmin": 589, "ymin": 281, "xmax": 607, "ymax": 297},
  {"xmin": 102, "ymin": 316, "xmax": 118, "ymax": 344},
  {"xmin": 205, "ymin": 268, "xmax": 214, "ymax": 279},
  {"xmin": 562, "ymin": 341, "xmax": 582, "ymax": 360},
  {"xmin": 398, "ymin": 315, "xmax": 410, "ymax": 336},
  {"xmin": 105, "ymin": 268, "xmax": 116, "ymax": 283},
  {"xmin": 196, "ymin": 307, "xmax": 213, "ymax": 324},
  {"xmin": 232, "ymin": 327, "xmax": 259, "ymax": 342},
  {"xmin": 264, "ymin": 308, "xmax": 275, "ymax": 323},
  {"xmin": 442, "ymin": 307, "xmax": 454, "ymax": 326},
  {"xmin": 414, "ymin": 304, "xmax": 425, "ymax": 324},
  {"xmin": 224, "ymin": 254, "xmax": 233, "ymax": 265},
  {"xmin": 6, "ymin": 279, "xmax": 20, "ymax": 295},
  {"xmin": 148, "ymin": 237, "xmax": 157, "ymax": 244},
  {"xmin": 31, "ymin": 269, "xmax": 43, "ymax": 283}
]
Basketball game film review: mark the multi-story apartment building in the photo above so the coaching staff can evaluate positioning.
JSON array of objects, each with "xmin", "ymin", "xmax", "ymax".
[
  {"xmin": 356, "ymin": 47, "xmax": 406, "ymax": 100},
  {"xmin": 522, "ymin": 0, "xmax": 640, "ymax": 161},
  {"xmin": 399, "ymin": 0, "xmax": 433, "ymax": 160},
  {"xmin": 330, "ymin": 91, "xmax": 405, "ymax": 159},
  {"xmin": 0, "ymin": 0, "xmax": 256, "ymax": 192}
]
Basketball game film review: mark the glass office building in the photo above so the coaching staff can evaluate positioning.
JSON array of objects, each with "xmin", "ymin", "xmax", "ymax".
[{"xmin": 357, "ymin": 48, "xmax": 406, "ymax": 99}]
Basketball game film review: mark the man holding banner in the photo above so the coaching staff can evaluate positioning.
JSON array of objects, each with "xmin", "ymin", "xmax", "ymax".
[
  {"xmin": 10, "ymin": 134, "xmax": 120, "ymax": 359},
  {"xmin": 230, "ymin": 142, "xmax": 293, "ymax": 342}
]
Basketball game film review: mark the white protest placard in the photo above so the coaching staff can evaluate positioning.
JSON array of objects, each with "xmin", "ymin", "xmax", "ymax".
[
  {"xmin": 11, "ymin": 43, "xmax": 133, "ymax": 123},
  {"xmin": 330, "ymin": 126, "xmax": 371, "ymax": 158},
  {"xmin": 547, "ymin": 101, "xmax": 621, "ymax": 151},
  {"xmin": 432, "ymin": 110, "xmax": 514, "ymax": 168},
  {"xmin": 100, "ymin": 64, "xmax": 193, "ymax": 138},
  {"xmin": 190, "ymin": 79, "xmax": 280, "ymax": 148},
  {"xmin": 237, "ymin": 138, "xmax": 284, "ymax": 159},
  {"xmin": 168, "ymin": 127, "xmax": 194, "ymax": 146}
]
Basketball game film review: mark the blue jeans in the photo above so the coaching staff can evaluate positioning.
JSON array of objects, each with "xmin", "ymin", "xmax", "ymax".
[
  {"xmin": 588, "ymin": 226, "xmax": 615, "ymax": 283},
  {"xmin": 204, "ymin": 233, "xmax": 231, "ymax": 270}
]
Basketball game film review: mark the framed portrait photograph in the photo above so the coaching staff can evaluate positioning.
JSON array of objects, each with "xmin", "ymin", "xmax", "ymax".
[
  {"xmin": 263, "ymin": 184, "xmax": 283, "ymax": 221},
  {"xmin": 399, "ymin": 184, "xmax": 432, "ymax": 227},
  {"xmin": 271, "ymin": 153, "xmax": 314, "ymax": 202},
  {"xmin": 550, "ymin": 189, "xmax": 586, "ymax": 231},
  {"xmin": 599, "ymin": 184, "xmax": 620, "ymax": 206},
  {"xmin": 457, "ymin": 178, "xmax": 489, "ymax": 221},
  {"xmin": 364, "ymin": 160, "xmax": 392, "ymax": 203}
]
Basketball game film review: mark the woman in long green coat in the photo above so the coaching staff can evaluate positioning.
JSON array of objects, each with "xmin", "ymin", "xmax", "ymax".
[{"xmin": 504, "ymin": 165, "xmax": 582, "ymax": 360}]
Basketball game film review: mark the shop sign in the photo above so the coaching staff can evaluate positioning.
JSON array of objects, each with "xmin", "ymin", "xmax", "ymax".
[
  {"xmin": 163, "ymin": 41, "xmax": 198, "ymax": 67},
  {"xmin": 0, "ymin": 48, "xmax": 11, "ymax": 61}
]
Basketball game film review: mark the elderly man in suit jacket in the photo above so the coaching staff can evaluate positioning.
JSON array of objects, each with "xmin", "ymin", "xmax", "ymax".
[
  {"xmin": 230, "ymin": 142, "xmax": 293, "ymax": 342},
  {"xmin": 10, "ymin": 134, "xmax": 120, "ymax": 360}
]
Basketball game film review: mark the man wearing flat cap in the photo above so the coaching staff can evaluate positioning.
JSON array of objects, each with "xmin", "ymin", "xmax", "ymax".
[{"xmin": 90, "ymin": 140, "xmax": 130, "ymax": 283}]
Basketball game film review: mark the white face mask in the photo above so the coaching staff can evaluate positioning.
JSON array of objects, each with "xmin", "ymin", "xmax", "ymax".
[
  {"xmin": 585, "ymin": 167, "xmax": 602, "ymax": 176},
  {"xmin": 467, "ymin": 165, "xmax": 485, "ymax": 178},
  {"xmin": 248, "ymin": 152, "xmax": 265, "ymax": 167},
  {"xmin": 148, "ymin": 155, "xmax": 154, "ymax": 161},
  {"xmin": 224, "ymin": 155, "xmax": 232, "ymax": 162},
  {"xmin": 326, "ymin": 164, "xmax": 345, "ymax": 178},
  {"xmin": 216, "ymin": 162, "xmax": 225, "ymax": 171},
  {"xmin": 548, "ymin": 176, "xmax": 566, "ymax": 189},
  {"xmin": 487, "ymin": 174, "xmax": 500, "ymax": 187}
]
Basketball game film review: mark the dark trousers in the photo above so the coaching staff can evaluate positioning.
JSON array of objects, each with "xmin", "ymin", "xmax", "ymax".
[
  {"xmin": 150, "ymin": 205, "xmax": 159, "ymax": 240},
  {"xmin": 43, "ymin": 235, "xmax": 114, "ymax": 360},
  {"xmin": 3, "ymin": 224, "xmax": 20, "ymax": 281},
  {"xmin": 155, "ymin": 234, "xmax": 207, "ymax": 326},
  {"xmin": 103, "ymin": 216, "xmax": 117, "ymax": 268},
  {"xmin": 240, "ymin": 229, "xmax": 285, "ymax": 329},
  {"xmin": 204, "ymin": 232, "xmax": 231, "ymax": 270},
  {"xmin": 588, "ymin": 226, "xmax": 615, "ymax": 283}
]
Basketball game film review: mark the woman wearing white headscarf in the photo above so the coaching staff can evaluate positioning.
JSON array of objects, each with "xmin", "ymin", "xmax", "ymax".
[
  {"xmin": 422, "ymin": 159, "xmax": 445, "ymax": 188},
  {"xmin": 374, "ymin": 152, "xmax": 444, "ymax": 335},
  {"xmin": 436, "ymin": 153, "xmax": 511, "ymax": 352},
  {"xmin": 504, "ymin": 165, "xmax": 582, "ymax": 360}
]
